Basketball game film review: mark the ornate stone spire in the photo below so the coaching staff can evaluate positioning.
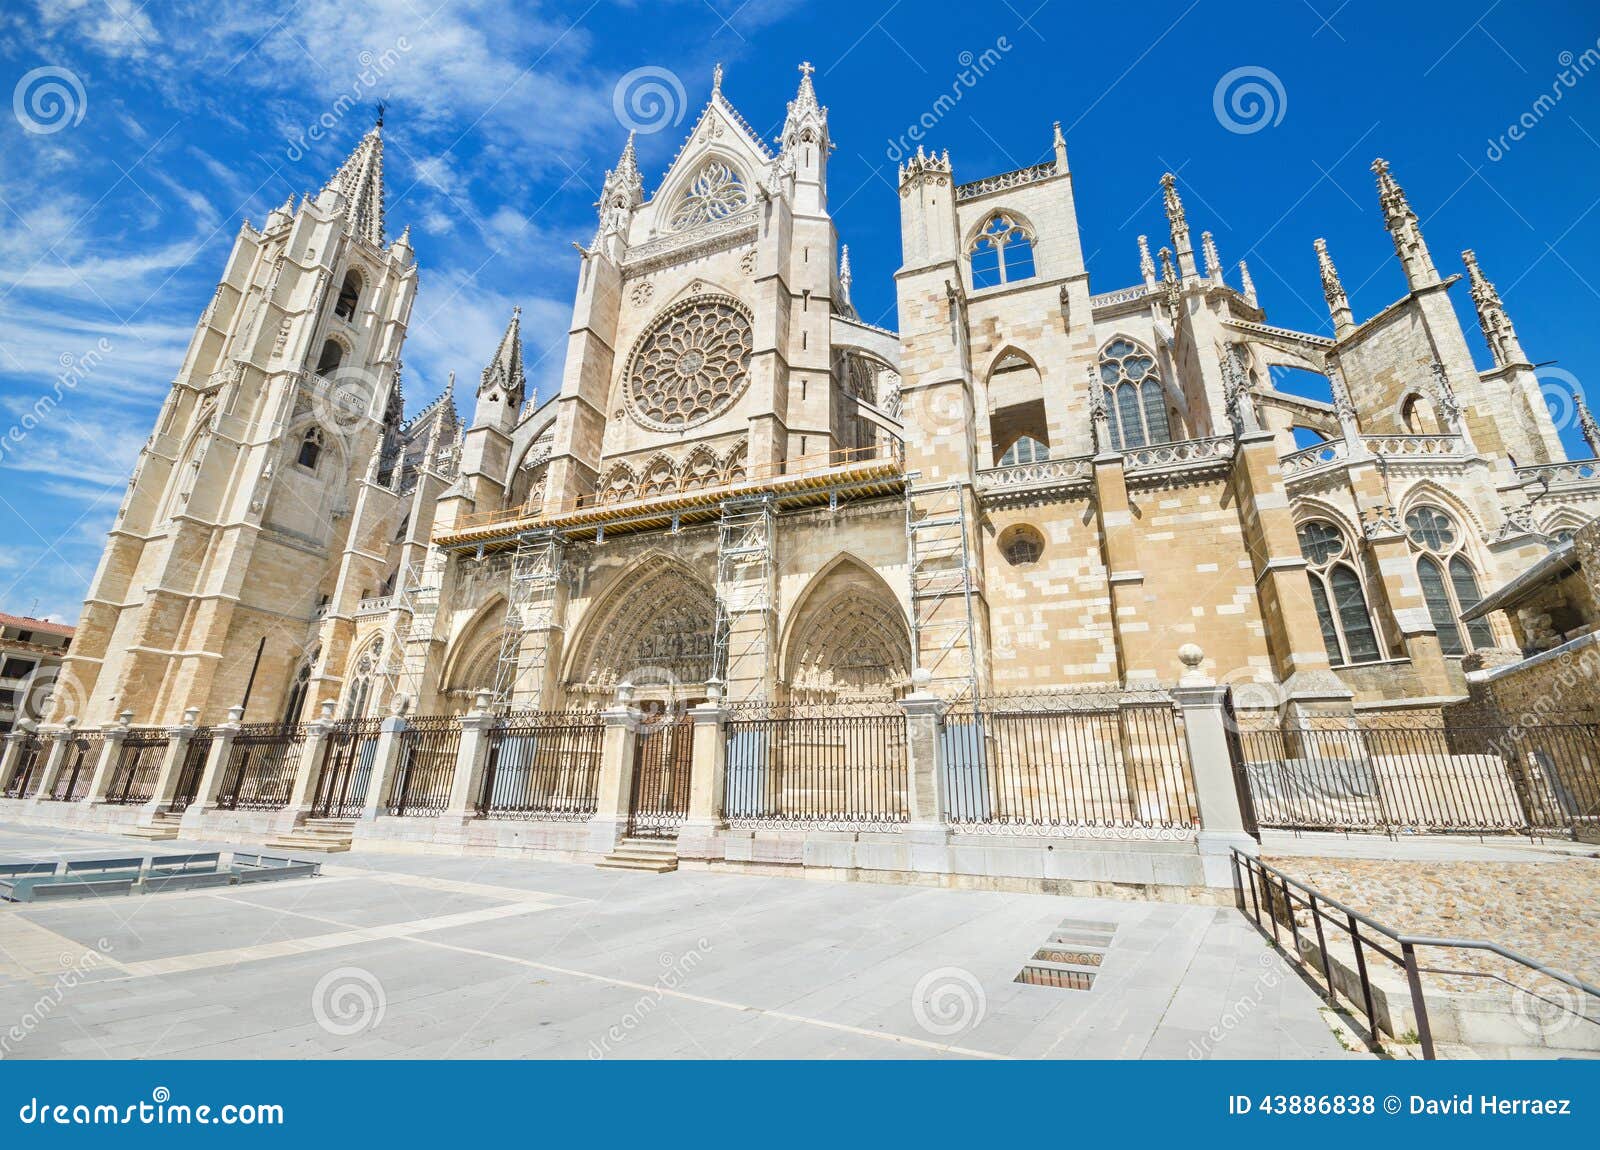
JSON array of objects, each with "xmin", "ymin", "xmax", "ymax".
[
  {"xmin": 839, "ymin": 244, "xmax": 852, "ymax": 305},
  {"xmin": 479, "ymin": 307, "xmax": 526, "ymax": 408},
  {"xmin": 1238, "ymin": 259, "xmax": 1258, "ymax": 307},
  {"xmin": 1372, "ymin": 158, "xmax": 1438, "ymax": 291},
  {"xmin": 320, "ymin": 117, "xmax": 386, "ymax": 248},
  {"xmin": 1138, "ymin": 235, "xmax": 1156, "ymax": 286},
  {"xmin": 1221, "ymin": 346, "xmax": 1261, "ymax": 434},
  {"xmin": 1461, "ymin": 248, "xmax": 1527, "ymax": 367},
  {"xmin": 1315, "ymin": 238, "xmax": 1355, "ymax": 338},
  {"xmin": 781, "ymin": 60, "xmax": 828, "ymax": 153},
  {"xmin": 1201, "ymin": 230, "xmax": 1223, "ymax": 284},
  {"xmin": 1052, "ymin": 120, "xmax": 1069, "ymax": 173},
  {"xmin": 1161, "ymin": 173, "xmax": 1196, "ymax": 279},
  {"xmin": 1159, "ymin": 246, "xmax": 1180, "ymax": 316},
  {"xmin": 1430, "ymin": 360, "xmax": 1464, "ymax": 430},
  {"xmin": 1088, "ymin": 363, "xmax": 1113, "ymax": 454},
  {"xmin": 1577, "ymin": 394, "xmax": 1600, "ymax": 458}
]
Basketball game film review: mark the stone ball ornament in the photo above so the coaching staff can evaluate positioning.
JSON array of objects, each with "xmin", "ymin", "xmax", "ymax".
[{"xmin": 625, "ymin": 295, "xmax": 754, "ymax": 431}]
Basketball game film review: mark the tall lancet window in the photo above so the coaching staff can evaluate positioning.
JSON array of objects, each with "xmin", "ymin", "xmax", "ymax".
[
  {"xmin": 1296, "ymin": 520, "xmax": 1381, "ymax": 666},
  {"xmin": 315, "ymin": 339, "xmax": 344, "ymax": 376},
  {"xmin": 669, "ymin": 161, "xmax": 749, "ymax": 230},
  {"xmin": 1405, "ymin": 505, "xmax": 1494, "ymax": 654},
  {"xmin": 1098, "ymin": 339, "xmax": 1172, "ymax": 449},
  {"xmin": 968, "ymin": 213, "xmax": 1035, "ymax": 289},
  {"xmin": 334, "ymin": 270, "xmax": 362, "ymax": 321}
]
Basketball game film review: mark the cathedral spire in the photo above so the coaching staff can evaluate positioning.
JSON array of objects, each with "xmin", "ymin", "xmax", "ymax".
[
  {"xmin": 1201, "ymin": 230, "xmax": 1223, "ymax": 285},
  {"xmin": 320, "ymin": 116, "xmax": 387, "ymax": 248},
  {"xmin": 1315, "ymin": 238, "xmax": 1355, "ymax": 338},
  {"xmin": 781, "ymin": 59, "xmax": 829, "ymax": 157},
  {"xmin": 478, "ymin": 307, "xmax": 527, "ymax": 411},
  {"xmin": 1138, "ymin": 234, "xmax": 1156, "ymax": 286},
  {"xmin": 1161, "ymin": 173, "xmax": 1196, "ymax": 280},
  {"xmin": 1372, "ymin": 158, "xmax": 1438, "ymax": 291},
  {"xmin": 1461, "ymin": 248, "xmax": 1527, "ymax": 367},
  {"xmin": 1238, "ymin": 259, "xmax": 1258, "ymax": 307}
]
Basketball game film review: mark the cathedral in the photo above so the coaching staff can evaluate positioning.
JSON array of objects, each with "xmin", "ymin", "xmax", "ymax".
[{"xmin": 45, "ymin": 65, "xmax": 1600, "ymax": 736}]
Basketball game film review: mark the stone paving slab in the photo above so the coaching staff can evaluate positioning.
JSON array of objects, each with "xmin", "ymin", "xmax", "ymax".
[{"xmin": 0, "ymin": 821, "xmax": 1359, "ymax": 1060}]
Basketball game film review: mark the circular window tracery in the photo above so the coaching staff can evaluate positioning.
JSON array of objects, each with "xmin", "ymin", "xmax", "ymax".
[
  {"xmin": 999, "ymin": 524, "xmax": 1045, "ymax": 567},
  {"xmin": 625, "ymin": 295, "xmax": 754, "ymax": 431}
]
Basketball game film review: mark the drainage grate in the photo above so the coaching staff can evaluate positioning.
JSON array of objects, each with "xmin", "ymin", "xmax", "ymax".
[{"xmin": 1014, "ymin": 917, "xmax": 1117, "ymax": 992}]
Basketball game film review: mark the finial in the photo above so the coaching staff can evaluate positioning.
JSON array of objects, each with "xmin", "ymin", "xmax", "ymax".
[
  {"xmin": 713, "ymin": 62, "xmax": 724, "ymax": 95},
  {"xmin": 1138, "ymin": 234, "xmax": 1155, "ymax": 283},
  {"xmin": 799, "ymin": 61, "xmax": 815, "ymax": 78},
  {"xmin": 1238, "ymin": 259, "xmax": 1258, "ymax": 307},
  {"xmin": 375, "ymin": 100, "xmax": 387, "ymax": 129},
  {"xmin": 1201, "ymin": 230, "xmax": 1222, "ymax": 282},
  {"xmin": 1315, "ymin": 238, "xmax": 1355, "ymax": 337}
]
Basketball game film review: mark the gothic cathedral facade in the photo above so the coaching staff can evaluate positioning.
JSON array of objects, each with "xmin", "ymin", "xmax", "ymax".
[{"xmin": 49, "ymin": 68, "xmax": 1600, "ymax": 731}]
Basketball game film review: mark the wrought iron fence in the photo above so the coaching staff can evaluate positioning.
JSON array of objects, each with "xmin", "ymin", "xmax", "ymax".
[
  {"xmin": 104, "ymin": 731, "xmax": 170, "ymax": 805},
  {"xmin": 217, "ymin": 723, "xmax": 309, "ymax": 811},
  {"xmin": 942, "ymin": 692, "xmax": 1196, "ymax": 833},
  {"xmin": 166, "ymin": 730, "xmax": 215, "ymax": 813},
  {"xmin": 2, "ymin": 733, "xmax": 44, "ymax": 798},
  {"xmin": 387, "ymin": 716, "xmax": 462, "ymax": 817},
  {"xmin": 48, "ymin": 734, "xmax": 102, "ymax": 802},
  {"xmin": 628, "ymin": 711, "xmax": 694, "ymax": 838},
  {"xmin": 313, "ymin": 718, "xmax": 383, "ymax": 819},
  {"xmin": 1233, "ymin": 722, "xmax": 1600, "ymax": 838},
  {"xmin": 478, "ymin": 710, "xmax": 604, "ymax": 820},
  {"xmin": 723, "ymin": 704, "xmax": 909, "ymax": 830}
]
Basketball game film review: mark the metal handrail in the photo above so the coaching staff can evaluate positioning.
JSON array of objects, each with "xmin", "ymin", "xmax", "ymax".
[{"xmin": 1232, "ymin": 849, "xmax": 1599, "ymax": 1059}]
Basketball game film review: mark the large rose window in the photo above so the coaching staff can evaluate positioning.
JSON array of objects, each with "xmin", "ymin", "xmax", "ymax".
[{"xmin": 625, "ymin": 296, "xmax": 754, "ymax": 430}]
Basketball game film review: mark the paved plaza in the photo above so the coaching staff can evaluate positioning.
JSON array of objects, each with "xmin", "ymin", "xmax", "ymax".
[{"xmin": 0, "ymin": 823, "xmax": 1357, "ymax": 1060}]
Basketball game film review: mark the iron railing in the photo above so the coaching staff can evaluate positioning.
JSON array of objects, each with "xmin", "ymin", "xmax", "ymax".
[
  {"xmin": 723, "ymin": 706, "xmax": 909, "ymax": 830},
  {"xmin": 165, "ymin": 730, "xmax": 215, "ymax": 813},
  {"xmin": 942, "ymin": 695, "xmax": 1196, "ymax": 832},
  {"xmin": 47, "ymin": 734, "xmax": 102, "ymax": 802},
  {"xmin": 313, "ymin": 718, "xmax": 383, "ymax": 819},
  {"xmin": 103, "ymin": 731, "xmax": 169, "ymax": 805},
  {"xmin": 1234, "ymin": 850, "xmax": 1600, "ymax": 1059},
  {"xmin": 2, "ymin": 734, "xmax": 44, "ymax": 798},
  {"xmin": 387, "ymin": 716, "xmax": 462, "ymax": 817},
  {"xmin": 1233, "ymin": 722, "xmax": 1600, "ymax": 838},
  {"xmin": 217, "ymin": 723, "xmax": 308, "ymax": 811},
  {"xmin": 477, "ymin": 710, "xmax": 604, "ymax": 820}
]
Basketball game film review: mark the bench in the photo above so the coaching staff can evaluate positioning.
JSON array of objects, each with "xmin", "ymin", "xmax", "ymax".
[
  {"xmin": 149, "ymin": 852, "xmax": 222, "ymax": 875},
  {"xmin": 143, "ymin": 871, "xmax": 235, "ymax": 894},
  {"xmin": 0, "ymin": 861, "xmax": 57, "ymax": 879},
  {"xmin": 64, "ymin": 857, "xmax": 145, "ymax": 875},
  {"xmin": 21, "ymin": 878, "xmax": 135, "ymax": 902},
  {"xmin": 234, "ymin": 861, "xmax": 320, "ymax": 884},
  {"xmin": 1, "ymin": 869, "xmax": 142, "ymax": 901}
]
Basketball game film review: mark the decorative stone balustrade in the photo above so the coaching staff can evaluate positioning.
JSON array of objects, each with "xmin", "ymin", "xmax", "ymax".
[
  {"xmin": 975, "ymin": 455, "xmax": 1093, "ymax": 498},
  {"xmin": 1279, "ymin": 438, "xmax": 1348, "ymax": 478},
  {"xmin": 1515, "ymin": 459, "xmax": 1600, "ymax": 488},
  {"xmin": 955, "ymin": 161, "xmax": 1057, "ymax": 201},
  {"xmin": 1121, "ymin": 435, "xmax": 1235, "ymax": 476}
]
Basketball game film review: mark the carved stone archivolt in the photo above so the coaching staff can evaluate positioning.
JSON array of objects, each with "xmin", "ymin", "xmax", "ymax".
[
  {"xmin": 567, "ymin": 560, "xmax": 718, "ymax": 694},
  {"xmin": 624, "ymin": 294, "xmax": 753, "ymax": 431},
  {"xmin": 786, "ymin": 585, "xmax": 912, "ymax": 703}
]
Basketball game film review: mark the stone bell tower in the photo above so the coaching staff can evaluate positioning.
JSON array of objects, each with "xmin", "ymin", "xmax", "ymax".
[{"xmin": 53, "ymin": 118, "xmax": 417, "ymax": 728}]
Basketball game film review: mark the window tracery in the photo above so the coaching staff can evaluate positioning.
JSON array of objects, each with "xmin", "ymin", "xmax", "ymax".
[
  {"xmin": 1296, "ymin": 519, "xmax": 1381, "ymax": 666},
  {"xmin": 668, "ymin": 161, "xmax": 750, "ymax": 231},
  {"xmin": 1404, "ymin": 505, "xmax": 1493, "ymax": 654},
  {"xmin": 1098, "ymin": 339, "xmax": 1171, "ymax": 449},
  {"xmin": 968, "ymin": 213, "xmax": 1036, "ymax": 289},
  {"xmin": 626, "ymin": 296, "xmax": 754, "ymax": 431}
]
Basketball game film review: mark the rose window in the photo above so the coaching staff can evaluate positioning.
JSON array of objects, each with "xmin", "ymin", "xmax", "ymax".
[{"xmin": 626, "ymin": 296, "xmax": 754, "ymax": 430}]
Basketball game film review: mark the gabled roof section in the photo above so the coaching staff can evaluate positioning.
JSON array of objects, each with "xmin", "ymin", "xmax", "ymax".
[{"xmin": 650, "ymin": 67, "xmax": 774, "ymax": 205}]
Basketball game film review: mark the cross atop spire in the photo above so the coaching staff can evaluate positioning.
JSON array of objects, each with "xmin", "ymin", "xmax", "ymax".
[{"xmin": 321, "ymin": 122, "xmax": 387, "ymax": 248}]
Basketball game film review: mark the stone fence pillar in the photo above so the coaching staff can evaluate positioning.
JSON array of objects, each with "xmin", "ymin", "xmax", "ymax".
[
  {"xmin": 679, "ymin": 681, "xmax": 727, "ymax": 860},
  {"xmin": 140, "ymin": 708, "xmax": 201, "ymax": 825},
  {"xmin": 587, "ymin": 683, "xmax": 641, "ymax": 856},
  {"xmin": 277, "ymin": 701, "xmax": 338, "ymax": 834},
  {"xmin": 1173, "ymin": 645, "xmax": 1258, "ymax": 888},
  {"xmin": 442, "ymin": 692, "xmax": 498, "ymax": 838},
  {"xmin": 84, "ymin": 711, "xmax": 134, "ymax": 804},
  {"xmin": 179, "ymin": 707, "xmax": 245, "ymax": 833},
  {"xmin": 898, "ymin": 679, "xmax": 951, "ymax": 870},
  {"xmin": 357, "ymin": 701, "xmax": 412, "ymax": 823},
  {"xmin": 0, "ymin": 727, "xmax": 29, "ymax": 794}
]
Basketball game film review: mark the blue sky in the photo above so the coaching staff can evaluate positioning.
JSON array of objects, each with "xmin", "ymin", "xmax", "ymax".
[{"xmin": 1, "ymin": 0, "xmax": 1598, "ymax": 621}]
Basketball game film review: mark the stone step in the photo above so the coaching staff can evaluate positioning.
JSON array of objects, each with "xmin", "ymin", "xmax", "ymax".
[
  {"xmin": 265, "ymin": 831, "xmax": 353, "ymax": 854},
  {"xmin": 596, "ymin": 855, "xmax": 679, "ymax": 873},
  {"xmin": 122, "ymin": 824, "xmax": 180, "ymax": 841}
]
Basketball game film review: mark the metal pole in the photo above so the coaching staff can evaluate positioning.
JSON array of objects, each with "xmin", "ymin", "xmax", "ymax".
[
  {"xmin": 239, "ymin": 636, "xmax": 266, "ymax": 721},
  {"xmin": 1401, "ymin": 941, "xmax": 1437, "ymax": 1060}
]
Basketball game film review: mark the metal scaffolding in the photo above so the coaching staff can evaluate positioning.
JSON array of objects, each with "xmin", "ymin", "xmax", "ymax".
[
  {"xmin": 489, "ymin": 528, "xmax": 564, "ymax": 709},
  {"xmin": 713, "ymin": 494, "xmax": 776, "ymax": 703},
  {"xmin": 905, "ymin": 479, "xmax": 980, "ymax": 703},
  {"xmin": 378, "ymin": 551, "xmax": 445, "ymax": 709}
]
